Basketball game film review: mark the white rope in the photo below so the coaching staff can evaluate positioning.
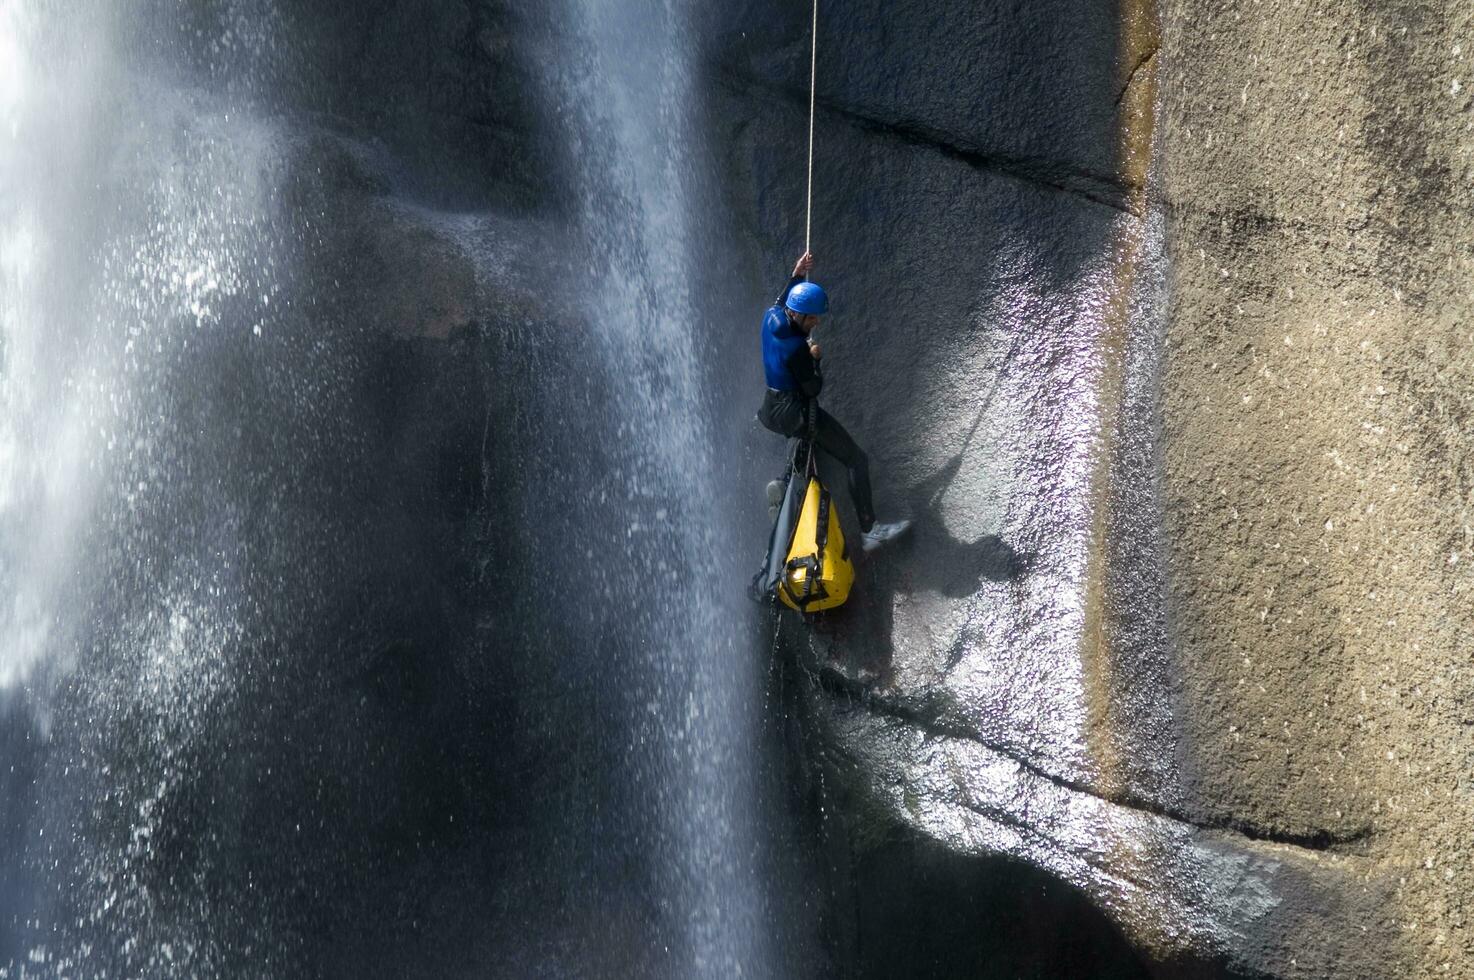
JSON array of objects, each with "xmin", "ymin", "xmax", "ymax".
[{"xmin": 804, "ymin": 0, "xmax": 818, "ymax": 256}]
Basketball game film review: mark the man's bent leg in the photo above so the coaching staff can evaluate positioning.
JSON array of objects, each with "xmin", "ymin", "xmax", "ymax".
[
  {"xmin": 758, "ymin": 389, "xmax": 806, "ymax": 437},
  {"xmin": 813, "ymin": 406, "xmax": 875, "ymax": 531}
]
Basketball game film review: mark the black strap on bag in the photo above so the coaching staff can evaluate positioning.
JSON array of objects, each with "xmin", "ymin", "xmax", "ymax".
[
  {"xmin": 779, "ymin": 400, "xmax": 831, "ymax": 609},
  {"xmin": 781, "ymin": 554, "xmax": 824, "ymax": 606},
  {"xmin": 804, "ymin": 401, "xmax": 830, "ymax": 559}
]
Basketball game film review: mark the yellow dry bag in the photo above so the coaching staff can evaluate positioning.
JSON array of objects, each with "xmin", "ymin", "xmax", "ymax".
[{"xmin": 778, "ymin": 475, "xmax": 854, "ymax": 612}]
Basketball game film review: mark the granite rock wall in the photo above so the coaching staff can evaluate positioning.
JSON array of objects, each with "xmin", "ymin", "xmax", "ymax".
[{"xmin": 714, "ymin": 0, "xmax": 1472, "ymax": 976}]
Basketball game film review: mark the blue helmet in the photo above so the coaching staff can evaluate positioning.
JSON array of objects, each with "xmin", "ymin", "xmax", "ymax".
[{"xmin": 785, "ymin": 281, "xmax": 829, "ymax": 315}]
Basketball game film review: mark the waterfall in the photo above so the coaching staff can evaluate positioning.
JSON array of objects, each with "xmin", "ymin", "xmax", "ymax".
[
  {"xmin": 0, "ymin": 0, "xmax": 121, "ymax": 701},
  {"xmin": 0, "ymin": 0, "xmax": 290, "ymax": 684},
  {"xmin": 537, "ymin": 1, "xmax": 771, "ymax": 975},
  {"xmin": 0, "ymin": 1, "xmax": 318, "ymax": 973},
  {"xmin": 3, "ymin": 0, "xmax": 783, "ymax": 975}
]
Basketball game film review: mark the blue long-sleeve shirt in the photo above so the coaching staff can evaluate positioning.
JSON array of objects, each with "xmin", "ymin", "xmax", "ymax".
[{"xmin": 761, "ymin": 276, "xmax": 822, "ymax": 397}]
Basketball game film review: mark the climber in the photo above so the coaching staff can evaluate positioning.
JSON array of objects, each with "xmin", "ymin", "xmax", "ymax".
[{"xmin": 757, "ymin": 252, "xmax": 909, "ymax": 552}]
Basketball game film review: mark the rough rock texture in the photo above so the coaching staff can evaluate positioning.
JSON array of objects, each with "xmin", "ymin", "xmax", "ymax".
[
  {"xmin": 7, "ymin": 0, "xmax": 1468, "ymax": 975},
  {"xmin": 1158, "ymin": 1, "xmax": 1474, "ymax": 976},
  {"xmin": 717, "ymin": 0, "xmax": 1472, "ymax": 976}
]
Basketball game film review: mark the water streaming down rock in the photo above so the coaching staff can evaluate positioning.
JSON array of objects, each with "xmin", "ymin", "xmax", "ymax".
[
  {"xmin": 532, "ymin": 0, "xmax": 772, "ymax": 973},
  {"xmin": 0, "ymin": 2, "xmax": 348, "ymax": 973},
  {"xmin": 0, "ymin": 1, "xmax": 787, "ymax": 976}
]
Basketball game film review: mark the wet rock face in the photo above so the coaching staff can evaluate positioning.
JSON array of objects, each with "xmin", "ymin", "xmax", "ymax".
[
  {"xmin": 272, "ymin": 0, "xmax": 562, "ymax": 210},
  {"xmin": 717, "ymin": 0, "xmax": 1471, "ymax": 977},
  {"xmin": 5, "ymin": 0, "xmax": 1466, "ymax": 975}
]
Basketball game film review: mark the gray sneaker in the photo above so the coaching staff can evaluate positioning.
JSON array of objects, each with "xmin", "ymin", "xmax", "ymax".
[
  {"xmin": 766, "ymin": 479, "xmax": 785, "ymax": 520},
  {"xmin": 861, "ymin": 520, "xmax": 912, "ymax": 553}
]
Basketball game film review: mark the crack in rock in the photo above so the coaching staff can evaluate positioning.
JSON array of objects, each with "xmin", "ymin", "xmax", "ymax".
[
  {"xmin": 712, "ymin": 65, "xmax": 1143, "ymax": 217},
  {"xmin": 1114, "ymin": 45, "xmax": 1160, "ymax": 108},
  {"xmin": 815, "ymin": 666, "xmax": 1374, "ymax": 854}
]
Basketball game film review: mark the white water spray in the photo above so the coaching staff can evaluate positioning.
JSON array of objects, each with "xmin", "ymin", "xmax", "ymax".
[
  {"xmin": 546, "ymin": 1, "xmax": 771, "ymax": 974},
  {"xmin": 0, "ymin": 1, "xmax": 285, "ymax": 702}
]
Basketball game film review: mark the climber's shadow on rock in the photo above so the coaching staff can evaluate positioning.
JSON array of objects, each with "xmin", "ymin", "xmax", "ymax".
[
  {"xmin": 897, "ymin": 401, "xmax": 1028, "ymax": 596},
  {"xmin": 904, "ymin": 461, "xmax": 1026, "ymax": 600},
  {"xmin": 822, "ymin": 404, "xmax": 1028, "ymax": 685}
]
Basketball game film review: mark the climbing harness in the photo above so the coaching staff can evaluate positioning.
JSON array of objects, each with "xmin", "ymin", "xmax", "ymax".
[{"xmin": 805, "ymin": 0, "xmax": 818, "ymax": 254}]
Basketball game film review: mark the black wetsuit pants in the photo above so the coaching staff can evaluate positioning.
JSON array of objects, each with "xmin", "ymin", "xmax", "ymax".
[{"xmin": 758, "ymin": 389, "xmax": 875, "ymax": 532}]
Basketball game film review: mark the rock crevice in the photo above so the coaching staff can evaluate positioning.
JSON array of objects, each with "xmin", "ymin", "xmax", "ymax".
[
  {"xmin": 1114, "ymin": 47, "xmax": 1160, "ymax": 108},
  {"xmin": 814, "ymin": 665, "xmax": 1374, "ymax": 854},
  {"xmin": 713, "ymin": 67, "xmax": 1141, "ymax": 215}
]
